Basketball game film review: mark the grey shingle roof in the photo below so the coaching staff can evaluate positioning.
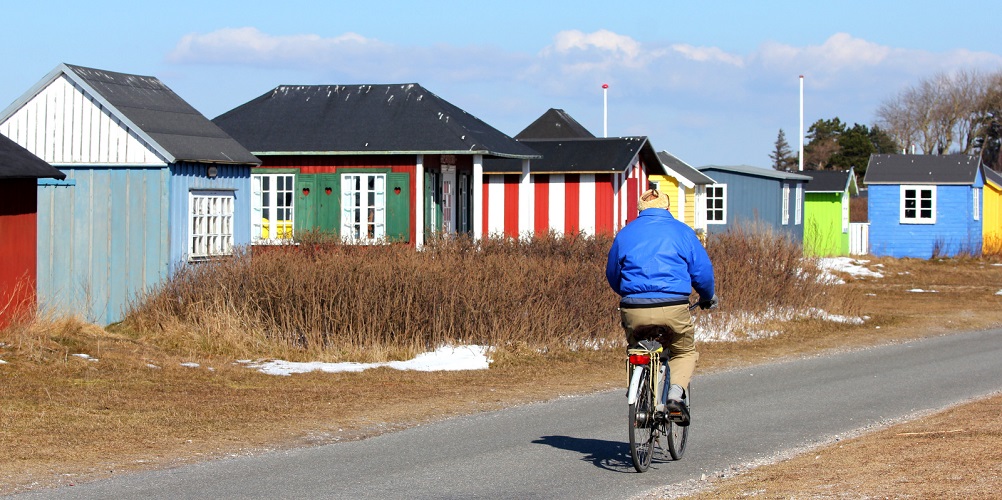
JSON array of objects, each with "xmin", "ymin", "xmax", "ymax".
[
  {"xmin": 697, "ymin": 164, "xmax": 812, "ymax": 181},
  {"xmin": 656, "ymin": 151, "xmax": 715, "ymax": 185},
  {"xmin": 803, "ymin": 169, "xmax": 858, "ymax": 194},
  {"xmin": 0, "ymin": 134, "xmax": 65, "ymax": 180},
  {"xmin": 483, "ymin": 137, "xmax": 664, "ymax": 175},
  {"xmin": 983, "ymin": 165, "xmax": 1002, "ymax": 187},
  {"xmin": 863, "ymin": 154, "xmax": 980, "ymax": 185},
  {"xmin": 213, "ymin": 84, "xmax": 540, "ymax": 160},
  {"xmin": 515, "ymin": 109, "xmax": 596, "ymax": 139},
  {"xmin": 57, "ymin": 64, "xmax": 259, "ymax": 165}
]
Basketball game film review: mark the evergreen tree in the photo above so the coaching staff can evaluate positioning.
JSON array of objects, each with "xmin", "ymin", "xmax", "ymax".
[
  {"xmin": 830, "ymin": 124, "xmax": 875, "ymax": 175},
  {"xmin": 769, "ymin": 129, "xmax": 795, "ymax": 171},
  {"xmin": 803, "ymin": 118, "xmax": 846, "ymax": 170}
]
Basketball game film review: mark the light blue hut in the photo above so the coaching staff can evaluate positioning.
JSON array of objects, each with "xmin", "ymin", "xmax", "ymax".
[
  {"xmin": 0, "ymin": 64, "xmax": 260, "ymax": 324},
  {"xmin": 863, "ymin": 154, "xmax": 983, "ymax": 258},
  {"xmin": 695, "ymin": 164, "xmax": 811, "ymax": 242}
]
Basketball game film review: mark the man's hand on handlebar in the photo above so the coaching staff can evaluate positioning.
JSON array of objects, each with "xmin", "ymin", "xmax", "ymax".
[{"xmin": 698, "ymin": 294, "xmax": 719, "ymax": 310}]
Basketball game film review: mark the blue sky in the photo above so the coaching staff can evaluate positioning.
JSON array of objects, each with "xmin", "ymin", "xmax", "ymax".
[{"xmin": 3, "ymin": 0, "xmax": 1001, "ymax": 167}]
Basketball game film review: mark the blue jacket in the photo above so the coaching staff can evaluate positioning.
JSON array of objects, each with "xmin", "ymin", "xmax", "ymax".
[{"xmin": 606, "ymin": 208, "xmax": 715, "ymax": 304}]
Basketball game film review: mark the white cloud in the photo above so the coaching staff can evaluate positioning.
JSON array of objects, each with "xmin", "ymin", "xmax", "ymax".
[
  {"xmin": 547, "ymin": 29, "xmax": 642, "ymax": 60},
  {"xmin": 671, "ymin": 44, "xmax": 744, "ymax": 67},
  {"xmin": 168, "ymin": 27, "xmax": 387, "ymax": 66}
]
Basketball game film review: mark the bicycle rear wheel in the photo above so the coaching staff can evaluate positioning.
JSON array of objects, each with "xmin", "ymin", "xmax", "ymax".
[
  {"xmin": 665, "ymin": 384, "xmax": 689, "ymax": 460},
  {"xmin": 628, "ymin": 366, "xmax": 657, "ymax": 472}
]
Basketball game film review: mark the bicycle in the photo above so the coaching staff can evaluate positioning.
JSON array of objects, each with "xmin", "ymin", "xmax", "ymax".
[{"xmin": 626, "ymin": 303, "xmax": 701, "ymax": 473}]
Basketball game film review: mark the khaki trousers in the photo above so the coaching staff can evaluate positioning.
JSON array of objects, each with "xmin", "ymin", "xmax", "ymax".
[{"xmin": 620, "ymin": 303, "xmax": 699, "ymax": 389}]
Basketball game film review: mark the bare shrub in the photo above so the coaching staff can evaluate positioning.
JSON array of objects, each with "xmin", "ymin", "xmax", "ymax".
[
  {"xmin": 122, "ymin": 233, "xmax": 621, "ymax": 360},
  {"xmin": 121, "ymin": 223, "xmax": 864, "ymax": 360},
  {"xmin": 703, "ymin": 222, "xmax": 860, "ymax": 333}
]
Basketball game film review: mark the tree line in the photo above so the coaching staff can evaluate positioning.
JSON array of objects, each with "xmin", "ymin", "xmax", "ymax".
[{"xmin": 770, "ymin": 68, "xmax": 1002, "ymax": 177}]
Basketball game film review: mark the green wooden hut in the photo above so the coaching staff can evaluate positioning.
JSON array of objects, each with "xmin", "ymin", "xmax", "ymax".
[{"xmin": 803, "ymin": 169, "xmax": 859, "ymax": 256}]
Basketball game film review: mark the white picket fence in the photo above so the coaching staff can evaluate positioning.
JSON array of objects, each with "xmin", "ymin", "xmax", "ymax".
[{"xmin": 849, "ymin": 223, "xmax": 869, "ymax": 255}]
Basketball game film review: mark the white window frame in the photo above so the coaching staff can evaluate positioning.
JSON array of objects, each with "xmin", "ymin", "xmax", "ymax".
[
  {"xmin": 706, "ymin": 184, "xmax": 727, "ymax": 225},
  {"xmin": 841, "ymin": 193, "xmax": 850, "ymax": 233},
  {"xmin": 794, "ymin": 184, "xmax": 803, "ymax": 225},
  {"xmin": 781, "ymin": 183, "xmax": 790, "ymax": 225},
  {"xmin": 251, "ymin": 173, "xmax": 296, "ymax": 244},
  {"xmin": 341, "ymin": 172, "xmax": 387, "ymax": 243},
  {"xmin": 900, "ymin": 185, "xmax": 936, "ymax": 224},
  {"xmin": 189, "ymin": 190, "xmax": 235, "ymax": 260},
  {"xmin": 974, "ymin": 188, "xmax": 981, "ymax": 221}
]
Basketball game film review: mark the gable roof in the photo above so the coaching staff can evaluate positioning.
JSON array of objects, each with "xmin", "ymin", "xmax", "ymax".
[
  {"xmin": 213, "ymin": 84, "xmax": 540, "ymax": 160},
  {"xmin": 983, "ymin": 165, "xmax": 1002, "ymax": 188},
  {"xmin": 804, "ymin": 168, "xmax": 859, "ymax": 195},
  {"xmin": 0, "ymin": 133, "xmax": 65, "ymax": 180},
  {"xmin": 482, "ymin": 137, "xmax": 664, "ymax": 175},
  {"xmin": 697, "ymin": 164, "xmax": 812, "ymax": 182},
  {"xmin": 515, "ymin": 108, "xmax": 595, "ymax": 139},
  {"xmin": 656, "ymin": 151, "xmax": 715, "ymax": 187},
  {"xmin": 863, "ymin": 154, "xmax": 981, "ymax": 185},
  {"xmin": 0, "ymin": 64, "xmax": 259, "ymax": 166}
]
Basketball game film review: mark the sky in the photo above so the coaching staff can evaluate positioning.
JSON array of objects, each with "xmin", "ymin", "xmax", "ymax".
[{"xmin": 2, "ymin": 1, "xmax": 1001, "ymax": 167}]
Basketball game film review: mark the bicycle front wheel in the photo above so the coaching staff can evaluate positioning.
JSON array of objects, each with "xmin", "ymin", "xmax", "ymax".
[{"xmin": 628, "ymin": 366, "xmax": 657, "ymax": 472}]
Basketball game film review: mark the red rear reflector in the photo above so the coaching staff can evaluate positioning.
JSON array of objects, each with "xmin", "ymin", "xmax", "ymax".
[{"xmin": 629, "ymin": 354, "xmax": 650, "ymax": 365}]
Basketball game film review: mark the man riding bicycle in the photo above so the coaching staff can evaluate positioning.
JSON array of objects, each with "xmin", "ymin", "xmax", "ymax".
[{"xmin": 606, "ymin": 188, "xmax": 717, "ymax": 426}]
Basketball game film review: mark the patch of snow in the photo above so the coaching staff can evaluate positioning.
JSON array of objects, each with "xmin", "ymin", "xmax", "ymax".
[
  {"xmin": 695, "ymin": 306, "xmax": 866, "ymax": 342},
  {"xmin": 72, "ymin": 353, "xmax": 98, "ymax": 362},
  {"xmin": 906, "ymin": 288, "xmax": 938, "ymax": 293},
  {"xmin": 180, "ymin": 362, "xmax": 200, "ymax": 368},
  {"xmin": 245, "ymin": 345, "xmax": 492, "ymax": 377},
  {"xmin": 146, "ymin": 364, "xmax": 161, "ymax": 369},
  {"xmin": 996, "ymin": 290, "xmax": 1002, "ymax": 296},
  {"xmin": 0, "ymin": 359, "xmax": 7, "ymax": 365},
  {"xmin": 816, "ymin": 257, "xmax": 884, "ymax": 280}
]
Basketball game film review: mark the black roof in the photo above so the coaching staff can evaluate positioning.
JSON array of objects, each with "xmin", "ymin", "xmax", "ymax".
[
  {"xmin": 62, "ymin": 64, "xmax": 260, "ymax": 165},
  {"xmin": 515, "ymin": 108, "xmax": 595, "ymax": 139},
  {"xmin": 804, "ymin": 169, "xmax": 855, "ymax": 193},
  {"xmin": 863, "ymin": 154, "xmax": 981, "ymax": 185},
  {"xmin": 213, "ymin": 84, "xmax": 540, "ymax": 159},
  {"xmin": 483, "ymin": 137, "xmax": 664, "ymax": 175},
  {"xmin": 0, "ymin": 134, "xmax": 65, "ymax": 180},
  {"xmin": 656, "ymin": 151, "xmax": 715, "ymax": 185}
]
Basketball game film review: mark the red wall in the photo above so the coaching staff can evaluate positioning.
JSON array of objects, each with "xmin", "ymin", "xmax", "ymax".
[
  {"xmin": 564, "ymin": 174, "xmax": 580, "ymax": 234},
  {"xmin": 534, "ymin": 174, "xmax": 550, "ymax": 235},
  {"xmin": 0, "ymin": 180, "xmax": 38, "ymax": 328},
  {"xmin": 503, "ymin": 174, "xmax": 520, "ymax": 238}
]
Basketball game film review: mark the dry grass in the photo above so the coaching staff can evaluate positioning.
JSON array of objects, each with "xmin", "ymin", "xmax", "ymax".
[
  {"xmin": 2, "ymin": 232, "xmax": 1002, "ymax": 495},
  {"xmin": 678, "ymin": 393, "xmax": 1002, "ymax": 499}
]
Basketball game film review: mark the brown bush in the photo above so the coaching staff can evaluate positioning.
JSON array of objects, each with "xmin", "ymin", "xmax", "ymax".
[{"xmin": 121, "ymin": 225, "xmax": 860, "ymax": 360}]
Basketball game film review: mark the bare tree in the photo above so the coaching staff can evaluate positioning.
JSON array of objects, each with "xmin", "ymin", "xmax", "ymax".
[{"xmin": 877, "ymin": 69, "xmax": 1002, "ymax": 156}]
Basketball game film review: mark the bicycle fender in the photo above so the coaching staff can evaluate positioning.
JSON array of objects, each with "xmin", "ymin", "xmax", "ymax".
[{"xmin": 627, "ymin": 365, "xmax": 645, "ymax": 405}]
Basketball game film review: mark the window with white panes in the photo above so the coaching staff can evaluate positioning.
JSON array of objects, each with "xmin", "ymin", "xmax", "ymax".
[
  {"xmin": 706, "ymin": 184, "xmax": 726, "ymax": 224},
  {"xmin": 189, "ymin": 190, "xmax": 235, "ymax": 259},
  {"xmin": 341, "ymin": 173, "xmax": 386, "ymax": 242},
  {"xmin": 900, "ymin": 185, "xmax": 935, "ymax": 224},
  {"xmin": 781, "ymin": 183, "xmax": 790, "ymax": 225},
  {"xmin": 974, "ymin": 188, "xmax": 981, "ymax": 221},
  {"xmin": 795, "ymin": 184, "xmax": 803, "ymax": 225},
  {"xmin": 251, "ymin": 174, "xmax": 295, "ymax": 243}
]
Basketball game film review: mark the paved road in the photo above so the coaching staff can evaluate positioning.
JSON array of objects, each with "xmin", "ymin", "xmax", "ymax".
[{"xmin": 15, "ymin": 328, "xmax": 1002, "ymax": 499}]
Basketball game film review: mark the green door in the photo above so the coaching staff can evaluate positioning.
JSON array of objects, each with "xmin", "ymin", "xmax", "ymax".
[
  {"xmin": 386, "ymin": 173, "xmax": 411, "ymax": 243},
  {"xmin": 294, "ymin": 174, "xmax": 317, "ymax": 235},
  {"xmin": 317, "ymin": 173, "xmax": 341, "ymax": 235}
]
